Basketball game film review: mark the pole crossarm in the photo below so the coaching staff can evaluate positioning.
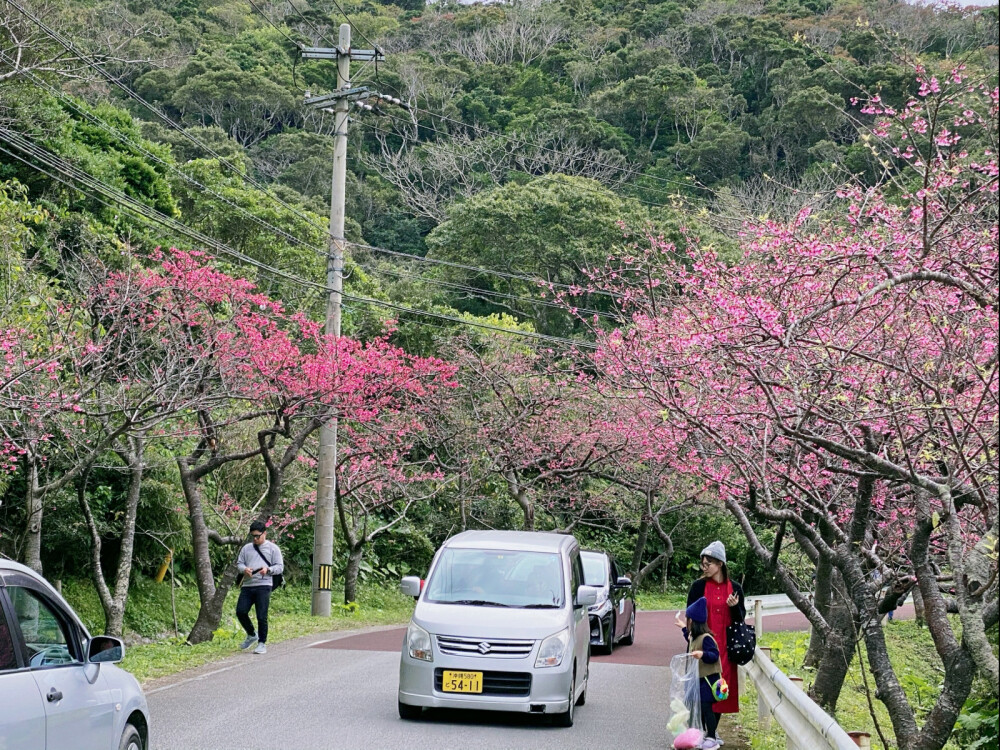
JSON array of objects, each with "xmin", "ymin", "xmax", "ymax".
[
  {"xmin": 304, "ymin": 87, "xmax": 370, "ymax": 107},
  {"xmin": 300, "ymin": 47, "xmax": 384, "ymax": 62}
]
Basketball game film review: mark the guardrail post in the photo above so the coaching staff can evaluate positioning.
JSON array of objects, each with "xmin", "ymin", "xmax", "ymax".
[
  {"xmin": 785, "ymin": 676, "xmax": 804, "ymax": 750},
  {"xmin": 54, "ymin": 579, "xmax": 62, "ymax": 594},
  {"xmin": 848, "ymin": 732, "xmax": 872, "ymax": 749},
  {"xmin": 757, "ymin": 647, "xmax": 772, "ymax": 732},
  {"xmin": 754, "ymin": 598, "xmax": 763, "ymax": 635}
]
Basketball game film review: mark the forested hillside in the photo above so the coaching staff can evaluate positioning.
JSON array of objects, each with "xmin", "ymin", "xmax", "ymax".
[{"xmin": 1, "ymin": 1, "xmax": 998, "ymax": 745}]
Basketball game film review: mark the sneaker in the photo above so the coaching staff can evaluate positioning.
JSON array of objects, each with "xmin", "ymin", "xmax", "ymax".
[
  {"xmin": 700, "ymin": 740, "xmax": 721, "ymax": 750},
  {"xmin": 253, "ymin": 642, "xmax": 267, "ymax": 655},
  {"xmin": 239, "ymin": 635, "xmax": 258, "ymax": 650}
]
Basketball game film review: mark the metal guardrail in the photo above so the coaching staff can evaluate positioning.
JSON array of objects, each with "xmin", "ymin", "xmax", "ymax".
[
  {"xmin": 739, "ymin": 599, "xmax": 871, "ymax": 750},
  {"xmin": 740, "ymin": 646, "xmax": 863, "ymax": 750}
]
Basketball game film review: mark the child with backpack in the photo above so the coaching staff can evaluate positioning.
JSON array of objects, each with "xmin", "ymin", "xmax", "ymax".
[{"xmin": 675, "ymin": 596, "xmax": 729, "ymax": 750}]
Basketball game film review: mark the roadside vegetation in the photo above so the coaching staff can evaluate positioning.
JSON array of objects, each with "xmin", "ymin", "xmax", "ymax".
[
  {"xmin": 1, "ymin": 0, "xmax": 996, "ymax": 747},
  {"xmin": 62, "ymin": 578, "xmax": 415, "ymax": 683},
  {"xmin": 739, "ymin": 624, "xmax": 999, "ymax": 750}
]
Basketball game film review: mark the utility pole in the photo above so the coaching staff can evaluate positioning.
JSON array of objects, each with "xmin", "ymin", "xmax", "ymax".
[{"xmin": 303, "ymin": 25, "xmax": 388, "ymax": 616}]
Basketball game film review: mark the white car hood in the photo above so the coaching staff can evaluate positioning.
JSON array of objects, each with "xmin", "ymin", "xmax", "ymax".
[{"xmin": 414, "ymin": 602, "xmax": 569, "ymax": 639}]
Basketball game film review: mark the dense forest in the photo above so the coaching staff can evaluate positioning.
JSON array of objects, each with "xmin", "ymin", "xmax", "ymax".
[{"xmin": 0, "ymin": 0, "xmax": 998, "ymax": 745}]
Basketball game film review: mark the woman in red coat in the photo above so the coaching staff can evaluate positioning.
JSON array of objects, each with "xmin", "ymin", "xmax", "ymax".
[{"xmin": 686, "ymin": 540, "xmax": 746, "ymax": 742}]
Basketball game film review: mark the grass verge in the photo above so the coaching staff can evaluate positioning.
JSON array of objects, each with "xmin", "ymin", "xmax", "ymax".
[
  {"xmin": 734, "ymin": 622, "xmax": 978, "ymax": 750},
  {"xmin": 61, "ymin": 578, "xmax": 414, "ymax": 685}
]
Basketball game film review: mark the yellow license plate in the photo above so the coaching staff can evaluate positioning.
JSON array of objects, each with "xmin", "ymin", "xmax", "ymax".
[{"xmin": 441, "ymin": 670, "xmax": 483, "ymax": 693}]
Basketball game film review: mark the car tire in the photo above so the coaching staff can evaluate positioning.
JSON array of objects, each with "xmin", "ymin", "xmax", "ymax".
[
  {"xmin": 119, "ymin": 724, "xmax": 143, "ymax": 750},
  {"xmin": 620, "ymin": 609, "xmax": 636, "ymax": 646},
  {"xmin": 553, "ymin": 672, "xmax": 576, "ymax": 727},
  {"xmin": 398, "ymin": 700, "xmax": 423, "ymax": 720}
]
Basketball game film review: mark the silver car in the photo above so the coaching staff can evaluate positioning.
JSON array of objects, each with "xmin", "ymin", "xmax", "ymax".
[
  {"xmin": 397, "ymin": 530, "xmax": 598, "ymax": 727},
  {"xmin": 0, "ymin": 559, "xmax": 149, "ymax": 750}
]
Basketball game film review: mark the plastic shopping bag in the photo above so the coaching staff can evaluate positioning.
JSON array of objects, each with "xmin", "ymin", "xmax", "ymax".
[{"xmin": 666, "ymin": 653, "xmax": 704, "ymax": 749}]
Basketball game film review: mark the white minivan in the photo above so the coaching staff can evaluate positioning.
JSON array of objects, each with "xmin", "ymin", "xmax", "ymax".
[{"xmin": 397, "ymin": 530, "xmax": 599, "ymax": 727}]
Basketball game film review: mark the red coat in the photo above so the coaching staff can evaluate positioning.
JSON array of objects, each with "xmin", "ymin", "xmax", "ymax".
[{"xmin": 687, "ymin": 577, "xmax": 746, "ymax": 714}]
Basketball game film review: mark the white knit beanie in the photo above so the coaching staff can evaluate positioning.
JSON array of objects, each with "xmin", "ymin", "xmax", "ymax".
[{"xmin": 700, "ymin": 540, "xmax": 727, "ymax": 564}]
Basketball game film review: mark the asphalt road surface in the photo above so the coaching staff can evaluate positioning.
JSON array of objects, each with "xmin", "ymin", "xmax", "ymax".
[{"xmin": 147, "ymin": 606, "xmax": 915, "ymax": 750}]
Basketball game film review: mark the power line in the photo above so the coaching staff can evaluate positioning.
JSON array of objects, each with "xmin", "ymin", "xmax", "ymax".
[
  {"xmin": 0, "ymin": 128, "xmax": 598, "ymax": 350},
  {"xmin": 362, "ymin": 106, "xmax": 702, "ymax": 211},
  {"xmin": 4, "ymin": 54, "xmax": 626, "ymax": 320},
  {"xmin": 2, "ymin": 0, "xmax": 337, "ymax": 244},
  {"xmin": 350, "ymin": 238, "xmax": 624, "ymax": 301},
  {"xmin": 354, "ymin": 257, "xmax": 620, "ymax": 321},
  {"xmin": 1, "ymin": 0, "xmax": 625, "ymax": 306}
]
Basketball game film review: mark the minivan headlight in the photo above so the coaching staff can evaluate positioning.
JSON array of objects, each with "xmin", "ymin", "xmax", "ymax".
[
  {"xmin": 535, "ymin": 628, "xmax": 570, "ymax": 668},
  {"xmin": 406, "ymin": 621, "xmax": 433, "ymax": 662}
]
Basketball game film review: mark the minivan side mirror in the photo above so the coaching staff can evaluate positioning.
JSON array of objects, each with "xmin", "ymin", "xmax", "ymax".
[
  {"xmin": 615, "ymin": 576, "xmax": 632, "ymax": 588},
  {"xmin": 576, "ymin": 585, "xmax": 600, "ymax": 608},
  {"xmin": 400, "ymin": 576, "xmax": 422, "ymax": 597},
  {"xmin": 87, "ymin": 635, "xmax": 124, "ymax": 664}
]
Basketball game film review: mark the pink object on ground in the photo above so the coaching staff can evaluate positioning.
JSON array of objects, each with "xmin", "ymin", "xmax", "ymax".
[{"xmin": 673, "ymin": 727, "xmax": 704, "ymax": 749}]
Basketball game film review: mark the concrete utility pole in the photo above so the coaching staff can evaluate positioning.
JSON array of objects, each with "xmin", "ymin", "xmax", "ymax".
[{"xmin": 303, "ymin": 24, "xmax": 386, "ymax": 616}]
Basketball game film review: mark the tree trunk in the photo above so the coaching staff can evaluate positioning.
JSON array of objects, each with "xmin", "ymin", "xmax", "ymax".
[
  {"xmin": 78, "ymin": 455, "xmax": 143, "ymax": 639},
  {"xmin": 344, "ymin": 543, "xmax": 365, "ymax": 604},
  {"xmin": 912, "ymin": 583, "xmax": 925, "ymax": 627},
  {"xmin": 631, "ymin": 519, "xmax": 649, "ymax": 578},
  {"xmin": 804, "ymin": 554, "xmax": 834, "ymax": 668},
  {"xmin": 178, "ymin": 459, "xmax": 217, "ymax": 615},
  {"xmin": 188, "ymin": 566, "xmax": 240, "ymax": 644},
  {"xmin": 808, "ymin": 568, "xmax": 856, "ymax": 712},
  {"xmin": 24, "ymin": 457, "xmax": 43, "ymax": 574}
]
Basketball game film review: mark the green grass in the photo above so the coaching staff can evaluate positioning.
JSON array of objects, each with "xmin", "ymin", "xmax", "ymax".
[
  {"xmin": 636, "ymin": 590, "xmax": 689, "ymax": 611},
  {"xmin": 735, "ymin": 622, "xmax": 969, "ymax": 750},
  {"xmin": 61, "ymin": 578, "xmax": 415, "ymax": 685}
]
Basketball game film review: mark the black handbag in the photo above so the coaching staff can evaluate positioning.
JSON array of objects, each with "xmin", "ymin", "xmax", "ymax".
[
  {"xmin": 253, "ymin": 545, "xmax": 284, "ymax": 590},
  {"xmin": 726, "ymin": 621, "xmax": 756, "ymax": 665}
]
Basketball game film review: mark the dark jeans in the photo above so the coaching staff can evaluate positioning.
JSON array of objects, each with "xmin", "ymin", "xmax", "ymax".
[{"xmin": 236, "ymin": 585, "xmax": 271, "ymax": 643}]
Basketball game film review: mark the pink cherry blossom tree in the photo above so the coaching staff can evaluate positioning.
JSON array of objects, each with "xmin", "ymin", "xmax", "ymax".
[{"xmin": 585, "ymin": 69, "xmax": 997, "ymax": 748}]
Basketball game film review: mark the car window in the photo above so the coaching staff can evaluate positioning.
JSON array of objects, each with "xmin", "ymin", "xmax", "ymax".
[
  {"xmin": 0, "ymin": 602, "xmax": 17, "ymax": 671},
  {"xmin": 572, "ymin": 553, "xmax": 584, "ymax": 597},
  {"xmin": 8, "ymin": 587, "xmax": 80, "ymax": 668},
  {"xmin": 581, "ymin": 554, "xmax": 607, "ymax": 586},
  {"xmin": 424, "ymin": 548, "xmax": 565, "ymax": 608}
]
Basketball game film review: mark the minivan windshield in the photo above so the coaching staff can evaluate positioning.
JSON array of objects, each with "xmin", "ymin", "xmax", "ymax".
[
  {"xmin": 424, "ymin": 548, "xmax": 565, "ymax": 608},
  {"xmin": 581, "ymin": 553, "xmax": 607, "ymax": 586}
]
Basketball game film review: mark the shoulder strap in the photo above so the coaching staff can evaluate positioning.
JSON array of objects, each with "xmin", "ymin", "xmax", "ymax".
[{"xmin": 253, "ymin": 544, "xmax": 273, "ymax": 568}]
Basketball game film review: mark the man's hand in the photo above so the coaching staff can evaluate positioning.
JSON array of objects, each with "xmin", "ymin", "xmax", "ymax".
[
  {"xmin": 690, "ymin": 650, "xmax": 703, "ymax": 660},
  {"xmin": 259, "ymin": 566, "xmax": 268, "ymax": 575},
  {"xmin": 726, "ymin": 592, "xmax": 739, "ymax": 607},
  {"xmin": 244, "ymin": 567, "xmax": 254, "ymax": 577}
]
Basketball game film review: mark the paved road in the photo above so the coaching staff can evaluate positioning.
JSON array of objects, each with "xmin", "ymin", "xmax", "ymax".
[{"xmin": 147, "ymin": 606, "xmax": 914, "ymax": 749}]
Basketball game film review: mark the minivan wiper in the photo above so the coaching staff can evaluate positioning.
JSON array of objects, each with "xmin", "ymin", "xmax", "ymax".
[
  {"xmin": 447, "ymin": 599, "xmax": 512, "ymax": 607},
  {"xmin": 521, "ymin": 603, "xmax": 560, "ymax": 609}
]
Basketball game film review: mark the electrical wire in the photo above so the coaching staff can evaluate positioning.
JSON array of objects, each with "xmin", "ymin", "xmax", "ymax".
[
  {"xmin": 0, "ymin": 1, "xmax": 630, "ymax": 307},
  {"xmin": 363, "ymin": 104, "xmax": 705, "ymax": 211},
  {"xmin": 354, "ymin": 258, "xmax": 620, "ymax": 321},
  {"xmin": 0, "ymin": 128, "xmax": 598, "ymax": 350},
  {"xmin": 3, "ymin": 54, "xmax": 625, "ymax": 325}
]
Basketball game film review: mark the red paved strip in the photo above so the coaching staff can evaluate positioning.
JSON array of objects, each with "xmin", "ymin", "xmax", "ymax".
[
  {"xmin": 313, "ymin": 628, "xmax": 406, "ymax": 652},
  {"xmin": 311, "ymin": 605, "xmax": 915, "ymax": 668}
]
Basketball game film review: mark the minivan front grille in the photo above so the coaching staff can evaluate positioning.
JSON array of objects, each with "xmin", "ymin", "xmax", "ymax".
[
  {"xmin": 434, "ymin": 669, "xmax": 532, "ymax": 696},
  {"xmin": 436, "ymin": 634, "xmax": 534, "ymax": 658}
]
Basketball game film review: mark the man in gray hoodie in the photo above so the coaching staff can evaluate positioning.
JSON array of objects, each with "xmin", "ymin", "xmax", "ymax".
[{"xmin": 235, "ymin": 520, "xmax": 284, "ymax": 654}]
